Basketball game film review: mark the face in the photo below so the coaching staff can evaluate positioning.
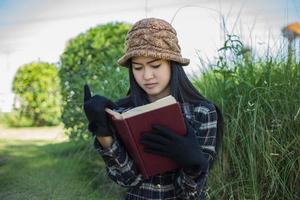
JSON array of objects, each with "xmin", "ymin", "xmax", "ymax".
[{"xmin": 131, "ymin": 56, "xmax": 171, "ymax": 102}]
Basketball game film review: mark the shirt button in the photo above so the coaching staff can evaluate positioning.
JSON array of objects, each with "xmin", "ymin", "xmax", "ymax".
[{"xmin": 156, "ymin": 184, "xmax": 161, "ymax": 188}]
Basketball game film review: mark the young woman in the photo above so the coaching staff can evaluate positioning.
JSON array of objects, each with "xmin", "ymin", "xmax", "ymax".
[{"xmin": 83, "ymin": 18, "xmax": 223, "ymax": 200}]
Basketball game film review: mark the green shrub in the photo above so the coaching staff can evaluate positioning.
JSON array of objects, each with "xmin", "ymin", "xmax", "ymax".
[
  {"xmin": 9, "ymin": 61, "xmax": 61, "ymax": 127},
  {"xmin": 59, "ymin": 22, "xmax": 131, "ymax": 140},
  {"xmin": 1, "ymin": 111, "xmax": 34, "ymax": 127}
]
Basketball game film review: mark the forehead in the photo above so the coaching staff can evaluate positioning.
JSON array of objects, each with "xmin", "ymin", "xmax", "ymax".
[{"xmin": 131, "ymin": 56, "xmax": 160, "ymax": 64}]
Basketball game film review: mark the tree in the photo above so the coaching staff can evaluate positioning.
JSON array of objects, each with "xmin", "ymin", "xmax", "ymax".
[{"xmin": 12, "ymin": 61, "xmax": 61, "ymax": 127}]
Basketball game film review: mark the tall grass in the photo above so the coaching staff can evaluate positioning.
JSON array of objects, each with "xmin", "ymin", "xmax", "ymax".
[{"xmin": 192, "ymin": 35, "xmax": 300, "ymax": 199}]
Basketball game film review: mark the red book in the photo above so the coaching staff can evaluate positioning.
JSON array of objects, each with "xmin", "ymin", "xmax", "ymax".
[{"xmin": 105, "ymin": 95, "xmax": 187, "ymax": 179}]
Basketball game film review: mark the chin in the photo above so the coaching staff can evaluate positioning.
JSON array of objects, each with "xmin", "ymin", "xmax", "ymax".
[
  {"xmin": 146, "ymin": 90, "xmax": 159, "ymax": 96},
  {"xmin": 146, "ymin": 92, "xmax": 159, "ymax": 96}
]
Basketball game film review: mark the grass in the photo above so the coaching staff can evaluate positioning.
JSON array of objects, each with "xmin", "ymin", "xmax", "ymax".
[
  {"xmin": 192, "ymin": 35, "xmax": 300, "ymax": 199},
  {"xmin": 0, "ymin": 139, "xmax": 125, "ymax": 200}
]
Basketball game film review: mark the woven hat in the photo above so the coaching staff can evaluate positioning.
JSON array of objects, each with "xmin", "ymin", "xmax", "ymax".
[{"xmin": 117, "ymin": 18, "xmax": 190, "ymax": 67}]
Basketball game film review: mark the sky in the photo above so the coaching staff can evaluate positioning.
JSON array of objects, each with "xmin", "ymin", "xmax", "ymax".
[{"xmin": 0, "ymin": 0, "xmax": 299, "ymax": 112}]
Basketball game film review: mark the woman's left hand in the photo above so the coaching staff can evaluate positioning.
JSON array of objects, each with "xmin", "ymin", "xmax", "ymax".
[{"xmin": 140, "ymin": 122, "xmax": 209, "ymax": 172}]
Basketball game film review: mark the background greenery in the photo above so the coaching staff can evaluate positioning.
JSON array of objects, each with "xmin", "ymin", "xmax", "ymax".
[
  {"xmin": 59, "ymin": 22, "xmax": 131, "ymax": 140},
  {"xmin": 192, "ymin": 35, "xmax": 299, "ymax": 199},
  {"xmin": 2, "ymin": 62, "xmax": 61, "ymax": 127},
  {"xmin": 0, "ymin": 23, "xmax": 299, "ymax": 199}
]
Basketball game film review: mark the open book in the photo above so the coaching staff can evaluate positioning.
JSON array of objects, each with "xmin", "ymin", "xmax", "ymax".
[{"xmin": 105, "ymin": 95, "xmax": 187, "ymax": 179}]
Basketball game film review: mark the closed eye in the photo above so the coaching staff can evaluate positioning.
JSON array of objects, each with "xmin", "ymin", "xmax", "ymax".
[
  {"xmin": 151, "ymin": 64, "xmax": 161, "ymax": 68},
  {"xmin": 132, "ymin": 65, "xmax": 143, "ymax": 70}
]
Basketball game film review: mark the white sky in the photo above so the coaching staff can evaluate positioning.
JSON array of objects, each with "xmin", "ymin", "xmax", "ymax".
[{"xmin": 0, "ymin": 0, "xmax": 299, "ymax": 112}]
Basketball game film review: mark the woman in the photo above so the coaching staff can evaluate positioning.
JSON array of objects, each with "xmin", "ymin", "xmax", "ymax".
[{"xmin": 83, "ymin": 17, "xmax": 223, "ymax": 200}]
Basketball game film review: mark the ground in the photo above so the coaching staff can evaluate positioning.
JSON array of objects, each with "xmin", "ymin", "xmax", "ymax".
[{"xmin": 0, "ymin": 125, "xmax": 119, "ymax": 200}]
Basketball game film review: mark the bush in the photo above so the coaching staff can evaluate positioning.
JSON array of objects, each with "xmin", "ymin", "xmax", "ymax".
[
  {"xmin": 59, "ymin": 22, "xmax": 131, "ymax": 140},
  {"xmin": 9, "ymin": 61, "xmax": 61, "ymax": 127}
]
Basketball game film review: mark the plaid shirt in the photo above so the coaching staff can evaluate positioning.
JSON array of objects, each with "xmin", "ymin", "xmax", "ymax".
[{"xmin": 94, "ymin": 101, "xmax": 218, "ymax": 200}]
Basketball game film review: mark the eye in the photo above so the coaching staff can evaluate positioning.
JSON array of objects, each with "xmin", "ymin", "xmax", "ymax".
[
  {"xmin": 151, "ymin": 64, "xmax": 161, "ymax": 68},
  {"xmin": 133, "ymin": 67, "xmax": 142, "ymax": 71}
]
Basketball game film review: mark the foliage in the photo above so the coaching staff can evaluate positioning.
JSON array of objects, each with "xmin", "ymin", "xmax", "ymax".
[
  {"xmin": 192, "ymin": 35, "xmax": 300, "ymax": 199},
  {"xmin": 59, "ymin": 22, "xmax": 131, "ymax": 140},
  {"xmin": 9, "ymin": 61, "xmax": 61, "ymax": 127}
]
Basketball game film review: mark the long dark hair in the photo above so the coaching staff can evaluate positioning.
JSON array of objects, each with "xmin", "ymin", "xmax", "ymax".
[{"xmin": 116, "ymin": 61, "xmax": 224, "ymax": 156}]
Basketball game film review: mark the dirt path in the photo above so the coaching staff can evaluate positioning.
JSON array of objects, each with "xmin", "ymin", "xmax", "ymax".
[{"xmin": 0, "ymin": 125, "xmax": 68, "ymax": 141}]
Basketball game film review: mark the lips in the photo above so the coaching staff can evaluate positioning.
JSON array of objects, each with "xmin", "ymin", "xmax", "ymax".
[{"xmin": 144, "ymin": 83, "xmax": 157, "ymax": 89}]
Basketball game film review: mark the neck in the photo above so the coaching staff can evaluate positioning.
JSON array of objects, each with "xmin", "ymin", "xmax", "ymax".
[{"xmin": 148, "ymin": 87, "xmax": 170, "ymax": 102}]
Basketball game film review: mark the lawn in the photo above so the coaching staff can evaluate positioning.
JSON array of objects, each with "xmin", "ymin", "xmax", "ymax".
[{"xmin": 0, "ymin": 139, "xmax": 124, "ymax": 200}]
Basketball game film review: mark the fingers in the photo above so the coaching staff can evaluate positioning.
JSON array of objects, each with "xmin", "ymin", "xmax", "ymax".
[
  {"xmin": 84, "ymin": 84, "xmax": 92, "ymax": 102},
  {"xmin": 140, "ymin": 139, "xmax": 171, "ymax": 157},
  {"xmin": 152, "ymin": 124, "xmax": 177, "ymax": 140},
  {"xmin": 107, "ymin": 100, "xmax": 117, "ymax": 109},
  {"xmin": 140, "ymin": 131, "xmax": 170, "ymax": 146},
  {"xmin": 143, "ymin": 147, "xmax": 171, "ymax": 157}
]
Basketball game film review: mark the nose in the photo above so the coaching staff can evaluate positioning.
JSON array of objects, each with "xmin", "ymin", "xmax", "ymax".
[{"xmin": 143, "ymin": 67, "xmax": 154, "ymax": 80}]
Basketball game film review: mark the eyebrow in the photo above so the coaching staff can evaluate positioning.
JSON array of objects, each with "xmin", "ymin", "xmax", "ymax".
[{"xmin": 132, "ymin": 59, "xmax": 161, "ymax": 65}]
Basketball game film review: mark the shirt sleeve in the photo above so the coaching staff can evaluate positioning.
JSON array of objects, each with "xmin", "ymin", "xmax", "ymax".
[
  {"xmin": 93, "ymin": 135, "xmax": 143, "ymax": 188},
  {"xmin": 194, "ymin": 101, "xmax": 218, "ymax": 165},
  {"xmin": 175, "ymin": 102, "xmax": 218, "ymax": 199}
]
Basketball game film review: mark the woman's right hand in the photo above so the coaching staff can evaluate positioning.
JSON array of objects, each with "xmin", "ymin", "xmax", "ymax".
[{"xmin": 83, "ymin": 84, "xmax": 116, "ymax": 137}]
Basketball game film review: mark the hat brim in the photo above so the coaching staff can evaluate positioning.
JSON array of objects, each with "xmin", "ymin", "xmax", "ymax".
[{"xmin": 117, "ymin": 49, "xmax": 190, "ymax": 67}]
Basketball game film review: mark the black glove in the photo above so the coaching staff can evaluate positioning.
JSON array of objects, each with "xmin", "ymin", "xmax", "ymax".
[
  {"xmin": 83, "ymin": 84, "xmax": 116, "ymax": 136},
  {"xmin": 140, "ymin": 121, "xmax": 210, "ymax": 173}
]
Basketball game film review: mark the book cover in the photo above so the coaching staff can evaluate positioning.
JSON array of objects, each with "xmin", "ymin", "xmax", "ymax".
[{"xmin": 106, "ymin": 95, "xmax": 187, "ymax": 179}]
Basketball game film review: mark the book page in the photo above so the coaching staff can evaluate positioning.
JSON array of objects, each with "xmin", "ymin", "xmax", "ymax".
[
  {"xmin": 121, "ymin": 95, "xmax": 177, "ymax": 118},
  {"xmin": 105, "ymin": 108, "xmax": 123, "ymax": 120}
]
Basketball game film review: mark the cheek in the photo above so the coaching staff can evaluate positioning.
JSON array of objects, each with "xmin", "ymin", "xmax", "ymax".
[
  {"xmin": 159, "ymin": 66, "xmax": 171, "ymax": 83},
  {"xmin": 133, "ymin": 71, "xmax": 143, "ymax": 85}
]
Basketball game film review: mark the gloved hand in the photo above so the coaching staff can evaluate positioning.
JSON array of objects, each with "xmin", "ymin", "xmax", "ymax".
[
  {"xmin": 83, "ymin": 84, "xmax": 116, "ymax": 137},
  {"xmin": 140, "ymin": 121, "xmax": 210, "ymax": 173}
]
